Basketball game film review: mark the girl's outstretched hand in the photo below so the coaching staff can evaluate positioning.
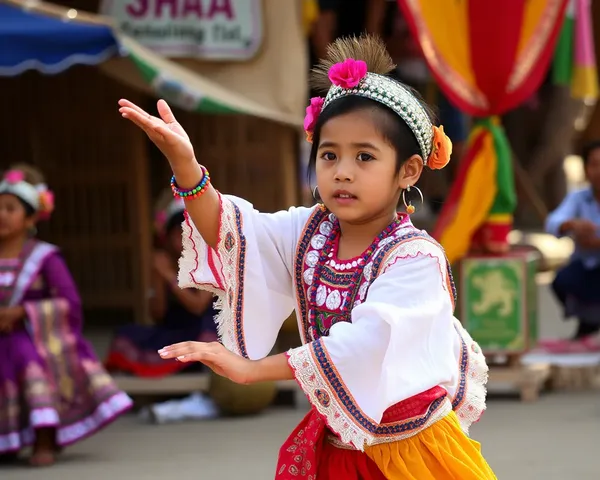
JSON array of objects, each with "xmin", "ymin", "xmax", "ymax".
[
  {"xmin": 119, "ymin": 99, "xmax": 194, "ymax": 166},
  {"xmin": 158, "ymin": 341, "xmax": 256, "ymax": 385}
]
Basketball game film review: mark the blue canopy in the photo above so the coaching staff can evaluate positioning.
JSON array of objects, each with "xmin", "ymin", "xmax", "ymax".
[{"xmin": 0, "ymin": 3, "xmax": 119, "ymax": 76}]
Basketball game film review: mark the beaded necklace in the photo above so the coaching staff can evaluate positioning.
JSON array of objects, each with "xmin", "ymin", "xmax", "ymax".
[{"xmin": 307, "ymin": 213, "xmax": 402, "ymax": 340}]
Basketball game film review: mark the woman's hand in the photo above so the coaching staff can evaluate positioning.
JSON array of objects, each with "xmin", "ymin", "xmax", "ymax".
[
  {"xmin": 119, "ymin": 99, "xmax": 195, "ymax": 167},
  {"xmin": 158, "ymin": 341, "xmax": 257, "ymax": 385},
  {"xmin": 0, "ymin": 306, "xmax": 25, "ymax": 333}
]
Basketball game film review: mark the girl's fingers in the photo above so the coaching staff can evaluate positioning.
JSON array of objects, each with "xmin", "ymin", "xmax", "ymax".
[
  {"xmin": 158, "ymin": 342, "xmax": 209, "ymax": 359},
  {"xmin": 158, "ymin": 347, "xmax": 191, "ymax": 359},
  {"xmin": 159, "ymin": 341, "xmax": 199, "ymax": 353},
  {"xmin": 121, "ymin": 110, "xmax": 173, "ymax": 144},
  {"xmin": 121, "ymin": 111, "xmax": 151, "ymax": 133},
  {"xmin": 118, "ymin": 99, "xmax": 152, "ymax": 119},
  {"xmin": 120, "ymin": 107, "xmax": 155, "ymax": 128},
  {"xmin": 157, "ymin": 99, "xmax": 177, "ymax": 124}
]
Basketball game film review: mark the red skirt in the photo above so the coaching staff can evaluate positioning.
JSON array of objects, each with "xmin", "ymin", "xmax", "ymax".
[
  {"xmin": 276, "ymin": 387, "xmax": 447, "ymax": 479},
  {"xmin": 275, "ymin": 409, "xmax": 385, "ymax": 479}
]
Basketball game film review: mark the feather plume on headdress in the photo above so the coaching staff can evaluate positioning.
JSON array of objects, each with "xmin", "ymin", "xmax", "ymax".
[{"xmin": 310, "ymin": 35, "xmax": 396, "ymax": 93}]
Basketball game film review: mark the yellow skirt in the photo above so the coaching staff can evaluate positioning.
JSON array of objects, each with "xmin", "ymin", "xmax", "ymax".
[{"xmin": 365, "ymin": 412, "xmax": 497, "ymax": 480}]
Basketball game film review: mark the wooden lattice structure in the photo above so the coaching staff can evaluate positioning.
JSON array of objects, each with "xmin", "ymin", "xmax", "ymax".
[{"xmin": 0, "ymin": 66, "xmax": 299, "ymax": 326}]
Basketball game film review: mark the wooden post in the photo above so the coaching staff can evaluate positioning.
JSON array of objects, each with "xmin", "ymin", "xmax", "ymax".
[
  {"xmin": 280, "ymin": 127, "xmax": 300, "ymax": 207},
  {"xmin": 511, "ymin": 153, "xmax": 549, "ymax": 222},
  {"xmin": 129, "ymin": 134, "xmax": 153, "ymax": 325}
]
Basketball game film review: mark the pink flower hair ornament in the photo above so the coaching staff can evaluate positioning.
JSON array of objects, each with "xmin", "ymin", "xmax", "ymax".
[
  {"xmin": 304, "ymin": 59, "xmax": 369, "ymax": 143},
  {"xmin": 4, "ymin": 170, "xmax": 25, "ymax": 184},
  {"xmin": 304, "ymin": 96, "xmax": 324, "ymax": 143},
  {"xmin": 328, "ymin": 58, "xmax": 368, "ymax": 89}
]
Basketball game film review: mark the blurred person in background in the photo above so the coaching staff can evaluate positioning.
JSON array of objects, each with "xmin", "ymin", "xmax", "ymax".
[
  {"xmin": 104, "ymin": 191, "xmax": 218, "ymax": 422},
  {"xmin": 542, "ymin": 140, "xmax": 600, "ymax": 352},
  {"xmin": 0, "ymin": 165, "xmax": 131, "ymax": 467}
]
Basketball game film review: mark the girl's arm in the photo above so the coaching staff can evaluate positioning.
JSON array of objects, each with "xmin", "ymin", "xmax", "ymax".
[
  {"xmin": 120, "ymin": 99, "xmax": 314, "ymax": 360},
  {"xmin": 119, "ymin": 99, "xmax": 220, "ymax": 248},
  {"xmin": 171, "ymin": 160, "xmax": 221, "ymax": 249},
  {"xmin": 250, "ymin": 352, "xmax": 295, "ymax": 383}
]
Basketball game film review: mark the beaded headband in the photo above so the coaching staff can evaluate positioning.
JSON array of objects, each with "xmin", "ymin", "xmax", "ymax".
[
  {"xmin": 0, "ymin": 170, "xmax": 54, "ymax": 219},
  {"xmin": 305, "ymin": 40, "xmax": 452, "ymax": 170},
  {"xmin": 323, "ymin": 71, "xmax": 434, "ymax": 162}
]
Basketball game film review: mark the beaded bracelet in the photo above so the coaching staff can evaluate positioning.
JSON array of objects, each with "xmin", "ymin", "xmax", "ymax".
[{"xmin": 170, "ymin": 166, "xmax": 211, "ymax": 200}]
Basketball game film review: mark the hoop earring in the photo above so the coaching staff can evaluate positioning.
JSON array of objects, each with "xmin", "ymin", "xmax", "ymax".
[
  {"xmin": 312, "ymin": 186, "xmax": 322, "ymax": 203},
  {"xmin": 402, "ymin": 185, "xmax": 423, "ymax": 214}
]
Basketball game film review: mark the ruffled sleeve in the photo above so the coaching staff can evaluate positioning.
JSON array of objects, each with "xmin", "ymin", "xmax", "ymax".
[
  {"xmin": 178, "ymin": 193, "xmax": 315, "ymax": 360},
  {"xmin": 287, "ymin": 239, "xmax": 488, "ymax": 450}
]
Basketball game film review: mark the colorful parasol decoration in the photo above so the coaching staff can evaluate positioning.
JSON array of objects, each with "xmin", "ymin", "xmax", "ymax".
[
  {"xmin": 552, "ymin": 0, "xmax": 599, "ymax": 101},
  {"xmin": 399, "ymin": 0, "xmax": 570, "ymax": 264}
]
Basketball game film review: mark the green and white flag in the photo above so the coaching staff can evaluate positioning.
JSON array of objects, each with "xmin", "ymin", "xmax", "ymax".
[{"xmin": 118, "ymin": 34, "xmax": 302, "ymax": 126}]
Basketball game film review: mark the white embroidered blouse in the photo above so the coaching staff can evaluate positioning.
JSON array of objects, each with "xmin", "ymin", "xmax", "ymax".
[{"xmin": 179, "ymin": 194, "xmax": 488, "ymax": 451}]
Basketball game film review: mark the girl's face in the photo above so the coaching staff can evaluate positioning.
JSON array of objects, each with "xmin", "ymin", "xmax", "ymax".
[
  {"xmin": 315, "ymin": 110, "xmax": 421, "ymax": 224},
  {"xmin": 0, "ymin": 194, "xmax": 34, "ymax": 239}
]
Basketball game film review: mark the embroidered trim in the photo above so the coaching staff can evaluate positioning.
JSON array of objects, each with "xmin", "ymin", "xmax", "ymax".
[
  {"xmin": 451, "ymin": 320, "xmax": 489, "ymax": 433},
  {"xmin": 180, "ymin": 211, "xmax": 225, "ymax": 292},
  {"xmin": 370, "ymin": 231, "xmax": 457, "ymax": 308},
  {"xmin": 288, "ymin": 341, "xmax": 453, "ymax": 451},
  {"xmin": 179, "ymin": 195, "xmax": 248, "ymax": 357},
  {"xmin": 293, "ymin": 206, "xmax": 328, "ymax": 344},
  {"xmin": 9, "ymin": 241, "xmax": 57, "ymax": 306}
]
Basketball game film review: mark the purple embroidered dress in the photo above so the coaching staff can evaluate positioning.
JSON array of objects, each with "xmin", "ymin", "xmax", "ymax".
[{"xmin": 0, "ymin": 240, "xmax": 132, "ymax": 454}]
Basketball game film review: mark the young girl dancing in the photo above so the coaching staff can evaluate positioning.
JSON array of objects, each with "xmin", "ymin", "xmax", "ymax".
[
  {"xmin": 0, "ymin": 165, "xmax": 132, "ymax": 467},
  {"xmin": 120, "ymin": 35, "xmax": 496, "ymax": 479}
]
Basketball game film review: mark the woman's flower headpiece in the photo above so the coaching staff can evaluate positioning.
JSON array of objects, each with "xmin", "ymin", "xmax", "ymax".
[
  {"xmin": 0, "ymin": 169, "xmax": 55, "ymax": 218},
  {"xmin": 303, "ymin": 57, "xmax": 452, "ymax": 169}
]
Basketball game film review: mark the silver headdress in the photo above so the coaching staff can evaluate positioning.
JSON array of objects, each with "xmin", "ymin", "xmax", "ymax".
[
  {"xmin": 323, "ymin": 73, "xmax": 434, "ymax": 161},
  {"xmin": 304, "ymin": 35, "xmax": 451, "ymax": 169}
]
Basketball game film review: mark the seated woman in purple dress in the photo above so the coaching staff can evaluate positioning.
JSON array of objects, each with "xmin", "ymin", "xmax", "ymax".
[
  {"xmin": 105, "ymin": 194, "xmax": 217, "ymax": 377},
  {"xmin": 542, "ymin": 141, "xmax": 600, "ymax": 352},
  {"xmin": 0, "ymin": 165, "xmax": 132, "ymax": 467}
]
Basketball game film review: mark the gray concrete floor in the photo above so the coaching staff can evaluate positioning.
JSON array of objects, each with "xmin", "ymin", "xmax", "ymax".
[
  {"xmin": 2, "ymin": 391, "xmax": 599, "ymax": 480},
  {"xmin": 1, "ymin": 284, "xmax": 598, "ymax": 479}
]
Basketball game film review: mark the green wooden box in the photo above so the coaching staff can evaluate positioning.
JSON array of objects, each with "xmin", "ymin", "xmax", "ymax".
[{"xmin": 455, "ymin": 249, "xmax": 539, "ymax": 354}]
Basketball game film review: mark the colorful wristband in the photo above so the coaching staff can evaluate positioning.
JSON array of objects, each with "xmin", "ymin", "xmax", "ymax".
[{"xmin": 171, "ymin": 166, "xmax": 211, "ymax": 200}]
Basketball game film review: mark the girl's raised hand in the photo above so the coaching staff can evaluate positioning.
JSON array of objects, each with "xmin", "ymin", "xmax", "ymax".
[
  {"xmin": 119, "ymin": 99, "xmax": 194, "ymax": 166},
  {"xmin": 158, "ymin": 341, "xmax": 257, "ymax": 385}
]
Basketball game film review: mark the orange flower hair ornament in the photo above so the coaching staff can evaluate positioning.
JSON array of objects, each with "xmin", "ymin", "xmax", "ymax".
[{"xmin": 427, "ymin": 126, "xmax": 452, "ymax": 170}]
